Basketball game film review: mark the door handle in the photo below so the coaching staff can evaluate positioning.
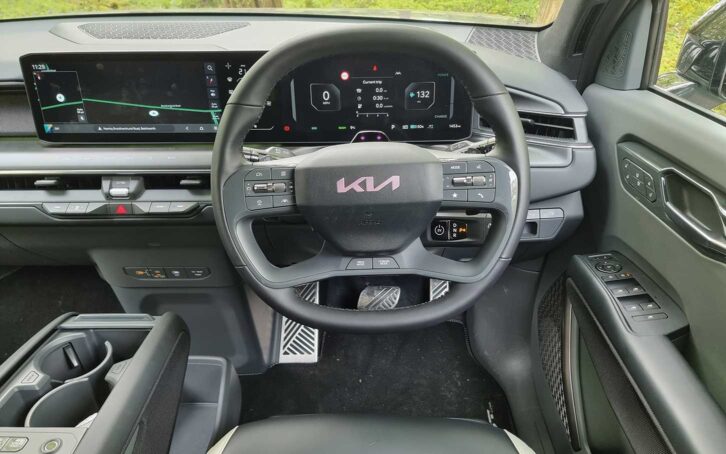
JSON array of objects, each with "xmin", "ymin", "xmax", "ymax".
[{"xmin": 662, "ymin": 170, "xmax": 726, "ymax": 258}]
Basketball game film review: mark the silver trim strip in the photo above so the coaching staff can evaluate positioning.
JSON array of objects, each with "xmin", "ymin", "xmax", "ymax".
[
  {"xmin": 504, "ymin": 430, "xmax": 536, "ymax": 454},
  {"xmin": 0, "ymin": 169, "xmax": 210, "ymax": 175},
  {"xmin": 206, "ymin": 427, "xmax": 237, "ymax": 454}
]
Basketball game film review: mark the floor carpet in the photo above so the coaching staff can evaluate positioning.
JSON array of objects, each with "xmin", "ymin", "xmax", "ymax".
[
  {"xmin": 240, "ymin": 322, "xmax": 513, "ymax": 430},
  {"xmin": 0, "ymin": 266, "xmax": 123, "ymax": 362}
]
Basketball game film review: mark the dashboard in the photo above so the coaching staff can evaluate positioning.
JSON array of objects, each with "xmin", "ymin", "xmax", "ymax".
[
  {"xmin": 20, "ymin": 52, "xmax": 472, "ymax": 144},
  {"xmin": 0, "ymin": 16, "xmax": 596, "ymax": 282}
]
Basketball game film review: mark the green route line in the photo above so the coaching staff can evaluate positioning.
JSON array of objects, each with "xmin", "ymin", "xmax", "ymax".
[
  {"xmin": 41, "ymin": 97, "xmax": 222, "ymax": 115},
  {"xmin": 41, "ymin": 100, "xmax": 83, "ymax": 110}
]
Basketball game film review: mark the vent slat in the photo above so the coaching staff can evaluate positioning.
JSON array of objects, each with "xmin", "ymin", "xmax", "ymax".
[
  {"xmin": 480, "ymin": 112, "xmax": 576, "ymax": 140},
  {"xmin": 0, "ymin": 175, "xmax": 102, "ymax": 191},
  {"xmin": 143, "ymin": 174, "xmax": 210, "ymax": 190}
]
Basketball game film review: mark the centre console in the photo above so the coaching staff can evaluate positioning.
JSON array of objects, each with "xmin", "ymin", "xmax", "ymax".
[{"xmin": 0, "ymin": 313, "xmax": 239, "ymax": 454}]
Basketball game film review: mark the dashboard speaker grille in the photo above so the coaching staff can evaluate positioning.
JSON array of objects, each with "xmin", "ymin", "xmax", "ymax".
[
  {"xmin": 78, "ymin": 22, "xmax": 248, "ymax": 40},
  {"xmin": 468, "ymin": 27, "xmax": 540, "ymax": 61}
]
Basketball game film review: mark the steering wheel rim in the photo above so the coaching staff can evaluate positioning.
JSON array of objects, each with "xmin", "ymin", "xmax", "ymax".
[{"xmin": 212, "ymin": 24, "xmax": 530, "ymax": 333}]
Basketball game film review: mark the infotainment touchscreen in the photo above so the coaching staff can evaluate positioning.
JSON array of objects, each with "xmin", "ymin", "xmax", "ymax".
[{"xmin": 20, "ymin": 52, "xmax": 472, "ymax": 144}]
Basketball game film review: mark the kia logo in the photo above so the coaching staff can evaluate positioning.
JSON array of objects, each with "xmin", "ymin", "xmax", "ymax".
[{"xmin": 336, "ymin": 176, "xmax": 400, "ymax": 193}]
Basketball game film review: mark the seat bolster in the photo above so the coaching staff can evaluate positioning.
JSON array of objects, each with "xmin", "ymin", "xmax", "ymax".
[{"xmin": 210, "ymin": 415, "xmax": 533, "ymax": 454}]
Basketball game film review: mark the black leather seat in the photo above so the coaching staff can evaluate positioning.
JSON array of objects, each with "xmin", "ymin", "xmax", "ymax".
[{"xmin": 208, "ymin": 414, "xmax": 533, "ymax": 454}]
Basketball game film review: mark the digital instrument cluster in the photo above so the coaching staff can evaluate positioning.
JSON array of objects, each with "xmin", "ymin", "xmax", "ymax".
[{"xmin": 21, "ymin": 52, "xmax": 473, "ymax": 144}]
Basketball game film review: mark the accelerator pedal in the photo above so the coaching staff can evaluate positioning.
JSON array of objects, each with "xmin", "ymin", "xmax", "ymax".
[
  {"xmin": 429, "ymin": 279, "xmax": 450, "ymax": 300},
  {"xmin": 357, "ymin": 286, "xmax": 401, "ymax": 310},
  {"xmin": 278, "ymin": 282, "xmax": 320, "ymax": 364}
]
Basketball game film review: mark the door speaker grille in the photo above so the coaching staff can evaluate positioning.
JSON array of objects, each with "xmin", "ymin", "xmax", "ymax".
[{"xmin": 538, "ymin": 276, "xmax": 571, "ymax": 439}]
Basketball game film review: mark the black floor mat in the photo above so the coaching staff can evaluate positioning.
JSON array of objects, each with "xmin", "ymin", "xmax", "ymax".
[
  {"xmin": 240, "ymin": 322, "xmax": 513, "ymax": 430},
  {"xmin": 0, "ymin": 266, "xmax": 123, "ymax": 362}
]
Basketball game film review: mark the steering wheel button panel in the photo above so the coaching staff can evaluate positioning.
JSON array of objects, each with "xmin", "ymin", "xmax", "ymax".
[
  {"xmin": 273, "ymin": 195, "xmax": 295, "ymax": 207},
  {"xmin": 444, "ymin": 190, "xmax": 467, "ymax": 201},
  {"xmin": 469, "ymin": 161, "xmax": 495, "ymax": 172},
  {"xmin": 271, "ymin": 168, "xmax": 294, "ymax": 180},
  {"xmin": 443, "ymin": 162, "xmax": 467, "ymax": 174},
  {"xmin": 247, "ymin": 168, "xmax": 272, "ymax": 180},
  {"xmin": 467, "ymin": 189, "xmax": 495, "ymax": 203},
  {"xmin": 247, "ymin": 196, "xmax": 273, "ymax": 210}
]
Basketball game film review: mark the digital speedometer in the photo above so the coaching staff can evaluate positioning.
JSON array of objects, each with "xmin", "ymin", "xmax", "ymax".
[
  {"xmin": 282, "ymin": 53, "xmax": 471, "ymax": 142},
  {"xmin": 21, "ymin": 52, "xmax": 472, "ymax": 144}
]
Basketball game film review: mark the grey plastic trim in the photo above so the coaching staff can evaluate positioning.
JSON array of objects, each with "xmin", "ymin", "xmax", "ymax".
[{"xmin": 0, "ymin": 145, "xmax": 212, "ymax": 173}]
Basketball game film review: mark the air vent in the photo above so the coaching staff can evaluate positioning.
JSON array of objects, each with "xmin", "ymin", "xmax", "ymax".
[
  {"xmin": 480, "ymin": 113, "xmax": 576, "ymax": 140},
  {"xmin": 0, "ymin": 175, "xmax": 102, "ymax": 190},
  {"xmin": 78, "ymin": 22, "xmax": 248, "ymax": 40},
  {"xmin": 0, "ymin": 81, "xmax": 26, "ymax": 94},
  {"xmin": 143, "ymin": 174, "xmax": 210, "ymax": 190}
]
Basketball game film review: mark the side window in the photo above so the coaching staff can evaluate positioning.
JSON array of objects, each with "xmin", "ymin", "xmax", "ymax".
[{"xmin": 655, "ymin": 1, "xmax": 726, "ymax": 119}]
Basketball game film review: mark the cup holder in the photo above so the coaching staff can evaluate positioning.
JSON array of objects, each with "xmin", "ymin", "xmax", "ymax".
[{"xmin": 24, "ymin": 340, "xmax": 113, "ymax": 428}]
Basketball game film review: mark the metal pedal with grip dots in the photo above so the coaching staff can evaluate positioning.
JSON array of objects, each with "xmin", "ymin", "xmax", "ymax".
[
  {"xmin": 357, "ymin": 286, "xmax": 401, "ymax": 311},
  {"xmin": 278, "ymin": 282, "xmax": 320, "ymax": 364}
]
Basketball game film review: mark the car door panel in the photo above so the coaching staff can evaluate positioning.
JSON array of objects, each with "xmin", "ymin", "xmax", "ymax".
[
  {"xmin": 566, "ymin": 252, "xmax": 726, "ymax": 453},
  {"xmin": 583, "ymin": 84, "xmax": 726, "ymax": 414}
]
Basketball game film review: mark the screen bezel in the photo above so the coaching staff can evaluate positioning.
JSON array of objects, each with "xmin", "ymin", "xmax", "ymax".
[{"xmin": 20, "ymin": 51, "xmax": 473, "ymax": 145}]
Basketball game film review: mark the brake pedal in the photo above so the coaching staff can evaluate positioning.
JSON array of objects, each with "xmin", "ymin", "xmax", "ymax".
[
  {"xmin": 278, "ymin": 282, "xmax": 319, "ymax": 364},
  {"xmin": 429, "ymin": 279, "xmax": 450, "ymax": 300},
  {"xmin": 357, "ymin": 285, "xmax": 401, "ymax": 310}
]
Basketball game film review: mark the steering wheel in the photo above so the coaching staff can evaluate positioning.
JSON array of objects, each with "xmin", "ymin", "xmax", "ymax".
[{"xmin": 212, "ymin": 25, "xmax": 529, "ymax": 333}]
